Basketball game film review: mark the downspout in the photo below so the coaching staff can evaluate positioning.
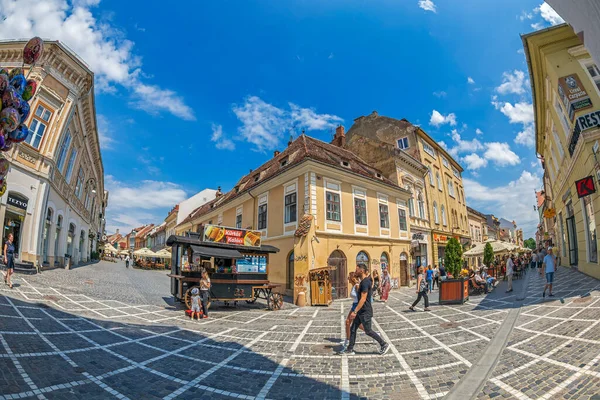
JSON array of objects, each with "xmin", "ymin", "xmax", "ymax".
[{"xmin": 247, "ymin": 190, "xmax": 256, "ymax": 229}]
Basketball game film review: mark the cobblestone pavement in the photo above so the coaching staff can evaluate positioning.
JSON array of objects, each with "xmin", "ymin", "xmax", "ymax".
[{"xmin": 0, "ymin": 262, "xmax": 599, "ymax": 399}]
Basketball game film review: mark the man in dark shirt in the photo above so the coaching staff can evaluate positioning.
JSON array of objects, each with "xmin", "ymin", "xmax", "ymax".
[
  {"xmin": 439, "ymin": 264, "xmax": 446, "ymax": 280},
  {"xmin": 339, "ymin": 264, "xmax": 389, "ymax": 356}
]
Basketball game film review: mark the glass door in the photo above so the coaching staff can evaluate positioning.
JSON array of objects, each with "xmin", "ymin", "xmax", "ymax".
[{"xmin": 566, "ymin": 216, "xmax": 578, "ymax": 266}]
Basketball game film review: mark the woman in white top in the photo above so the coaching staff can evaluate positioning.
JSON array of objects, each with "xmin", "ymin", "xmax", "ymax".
[{"xmin": 342, "ymin": 273, "xmax": 364, "ymax": 350}]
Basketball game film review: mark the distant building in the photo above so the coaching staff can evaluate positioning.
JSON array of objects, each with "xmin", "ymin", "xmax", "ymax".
[
  {"xmin": 467, "ymin": 207, "xmax": 486, "ymax": 246},
  {"xmin": 176, "ymin": 189, "xmax": 218, "ymax": 226}
]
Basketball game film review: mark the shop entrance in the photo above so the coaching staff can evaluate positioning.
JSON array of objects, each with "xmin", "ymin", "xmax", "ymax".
[
  {"xmin": 328, "ymin": 250, "xmax": 347, "ymax": 300},
  {"xmin": 566, "ymin": 216, "xmax": 578, "ymax": 265},
  {"xmin": 3, "ymin": 211, "xmax": 23, "ymax": 259}
]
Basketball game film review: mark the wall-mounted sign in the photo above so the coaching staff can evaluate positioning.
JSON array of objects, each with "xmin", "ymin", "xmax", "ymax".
[
  {"xmin": 576, "ymin": 176, "xmax": 596, "ymax": 198},
  {"xmin": 433, "ymin": 234, "xmax": 448, "ymax": 242},
  {"xmin": 543, "ymin": 208, "xmax": 556, "ymax": 219},
  {"xmin": 558, "ymin": 74, "xmax": 593, "ymax": 121},
  {"xmin": 7, "ymin": 194, "xmax": 28, "ymax": 210},
  {"xmin": 570, "ymin": 110, "xmax": 600, "ymax": 156},
  {"xmin": 412, "ymin": 232, "xmax": 425, "ymax": 241},
  {"xmin": 202, "ymin": 224, "xmax": 262, "ymax": 247}
]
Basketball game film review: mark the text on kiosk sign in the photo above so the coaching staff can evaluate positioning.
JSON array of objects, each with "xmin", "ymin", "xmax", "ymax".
[{"xmin": 202, "ymin": 225, "xmax": 262, "ymax": 248}]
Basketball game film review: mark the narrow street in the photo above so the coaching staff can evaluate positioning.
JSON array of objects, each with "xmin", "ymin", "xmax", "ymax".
[{"xmin": 2, "ymin": 262, "xmax": 600, "ymax": 399}]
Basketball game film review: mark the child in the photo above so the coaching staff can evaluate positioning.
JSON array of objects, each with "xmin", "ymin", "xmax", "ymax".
[{"xmin": 190, "ymin": 287, "xmax": 202, "ymax": 320}]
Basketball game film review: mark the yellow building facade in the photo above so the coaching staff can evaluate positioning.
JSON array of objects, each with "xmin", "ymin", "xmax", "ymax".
[
  {"xmin": 176, "ymin": 134, "xmax": 413, "ymax": 304},
  {"xmin": 524, "ymin": 24, "xmax": 600, "ymax": 278}
]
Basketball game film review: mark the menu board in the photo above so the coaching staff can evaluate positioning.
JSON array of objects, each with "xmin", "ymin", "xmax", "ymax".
[
  {"xmin": 236, "ymin": 255, "xmax": 267, "ymax": 273},
  {"xmin": 203, "ymin": 224, "xmax": 262, "ymax": 248}
]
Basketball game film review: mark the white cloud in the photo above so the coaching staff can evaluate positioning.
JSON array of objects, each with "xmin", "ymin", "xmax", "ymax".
[
  {"xmin": 210, "ymin": 123, "xmax": 235, "ymax": 151},
  {"xmin": 515, "ymin": 124, "xmax": 535, "ymax": 148},
  {"xmin": 467, "ymin": 77, "xmax": 475, "ymax": 84},
  {"xmin": 519, "ymin": 11, "xmax": 533, "ymax": 21},
  {"xmin": 433, "ymin": 91, "xmax": 447, "ymax": 98},
  {"xmin": 464, "ymin": 171, "xmax": 542, "ymax": 238},
  {"xmin": 535, "ymin": 2, "xmax": 564, "ymax": 26},
  {"xmin": 492, "ymin": 99, "xmax": 534, "ymax": 125},
  {"xmin": 96, "ymin": 114, "xmax": 115, "ymax": 150},
  {"xmin": 517, "ymin": 49, "xmax": 525, "ymax": 55},
  {"xmin": 475, "ymin": 128, "xmax": 483, "ymax": 135},
  {"xmin": 531, "ymin": 22, "xmax": 545, "ymax": 30},
  {"xmin": 418, "ymin": 0, "xmax": 436, "ymax": 13},
  {"xmin": 462, "ymin": 153, "xmax": 488, "ymax": 170},
  {"xmin": 0, "ymin": 0, "xmax": 194, "ymax": 120},
  {"xmin": 429, "ymin": 110, "xmax": 457, "ymax": 127},
  {"xmin": 232, "ymin": 96, "xmax": 342, "ymax": 152},
  {"xmin": 483, "ymin": 142, "xmax": 521, "ymax": 166},
  {"xmin": 495, "ymin": 70, "xmax": 528, "ymax": 95},
  {"xmin": 447, "ymin": 129, "xmax": 483, "ymax": 157}
]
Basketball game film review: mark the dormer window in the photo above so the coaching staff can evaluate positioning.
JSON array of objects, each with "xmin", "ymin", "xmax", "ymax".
[
  {"xmin": 234, "ymin": 186, "xmax": 239, "ymax": 193},
  {"xmin": 280, "ymin": 157, "xmax": 288, "ymax": 167},
  {"xmin": 254, "ymin": 174, "xmax": 260, "ymax": 182},
  {"xmin": 375, "ymin": 173, "xmax": 383, "ymax": 179},
  {"xmin": 340, "ymin": 160, "xmax": 350, "ymax": 168},
  {"xmin": 397, "ymin": 137, "xmax": 409, "ymax": 150}
]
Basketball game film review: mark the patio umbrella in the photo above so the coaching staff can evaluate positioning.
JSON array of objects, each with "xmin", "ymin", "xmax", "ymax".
[
  {"xmin": 120, "ymin": 249, "xmax": 130, "ymax": 255},
  {"xmin": 463, "ymin": 240, "xmax": 517, "ymax": 257},
  {"xmin": 154, "ymin": 248, "xmax": 171, "ymax": 258},
  {"xmin": 103, "ymin": 243, "xmax": 118, "ymax": 254},
  {"xmin": 134, "ymin": 247, "xmax": 156, "ymax": 258}
]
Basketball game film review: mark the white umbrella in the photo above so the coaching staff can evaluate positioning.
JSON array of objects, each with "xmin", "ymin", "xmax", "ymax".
[
  {"xmin": 134, "ymin": 247, "xmax": 156, "ymax": 258},
  {"xmin": 463, "ymin": 240, "xmax": 517, "ymax": 257},
  {"xmin": 120, "ymin": 249, "xmax": 130, "ymax": 255},
  {"xmin": 103, "ymin": 243, "xmax": 118, "ymax": 254},
  {"xmin": 154, "ymin": 248, "xmax": 171, "ymax": 258}
]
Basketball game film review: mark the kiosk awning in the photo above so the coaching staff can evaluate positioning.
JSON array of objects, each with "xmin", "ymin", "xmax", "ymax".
[{"xmin": 190, "ymin": 245, "xmax": 244, "ymax": 259}]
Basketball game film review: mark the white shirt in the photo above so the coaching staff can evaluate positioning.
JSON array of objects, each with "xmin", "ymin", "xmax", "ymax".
[
  {"xmin": 506, "ymin": 258, "xmax": 514, "ymax": 274},
  {"xmin": 350, "ymin": 285, "xmax": 358, "ymax": 304}
]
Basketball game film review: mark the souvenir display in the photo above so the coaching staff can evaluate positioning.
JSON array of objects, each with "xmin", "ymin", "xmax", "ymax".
[
  {"xmin": 10, "ymin": 74, "xmax": 26, "ymax": 95},
  {"xmin": 7, "ymin": 124, "xmax": 28, "ymax": 143},
  {"xmin": 0, "ymin": 108, "xmax": 19, "ymax": 132}
]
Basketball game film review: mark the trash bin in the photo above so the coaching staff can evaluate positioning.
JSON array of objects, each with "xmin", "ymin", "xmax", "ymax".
[{"xmin": 64, "ymin": 254, "xmax": 71, "ymax": 270}]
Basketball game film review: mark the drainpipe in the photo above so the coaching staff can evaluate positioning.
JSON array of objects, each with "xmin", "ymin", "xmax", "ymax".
[{"xmin": 247, "ymin": 190, "xmax": 256, "ymax": 229}]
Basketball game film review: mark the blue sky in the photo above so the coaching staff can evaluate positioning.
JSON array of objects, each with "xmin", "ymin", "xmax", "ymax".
[{"xmin": 0, "ymin": 0, "xmax": 566, "ymax": 237}]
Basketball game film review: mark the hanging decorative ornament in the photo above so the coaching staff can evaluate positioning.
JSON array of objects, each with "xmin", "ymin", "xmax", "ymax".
[
  {"xmin": 0, "ymin": 133, "xmax": 5, "ymax": 150},
  {"xmin": 0, "ymin": 73, "xmax": 9, "ymax": 94},
  {"xmin": 1, "ymin": 139, "xmax": 13, "ymax": 152},
  {"xmin": 23, "ymin": 37, "xmax": 44, "ymax": 65},
  {"xmin": 0, "ymin": 107, "xmax": 19, "ymax": 132},
  {"xmin": 7, "ymin": 123, "xmax": 28, "ymax": 143},
  {"xmin": 2, "ymin": 86, "xmax": 19, "ymax": 109},
  {"xmin": 0, "ymin": 157, "xmax": 9, "ymax": 178},
  {"xmin": 10, "ymin": 74, "xmax": 27, "ymax": 96},
  {"xmin": 19, "ymin": 101, "xmax": 30, "ymax": 123},
  {"xmin": 0, "ymin": 68, "xmax": 9, "ymax": 77},
  {"xmin": 0, "ymin": 181, "xmax": 7, "ymax": 197},
  {"xmin": 8, "ymin": 68, "xmax": 23, "ymax": 81},
  {"xmin": 22, "ymin": 79, "xmax": 37, "ymax": 101}
]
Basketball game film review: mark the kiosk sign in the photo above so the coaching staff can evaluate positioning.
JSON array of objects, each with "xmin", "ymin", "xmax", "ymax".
[{"xmin": 203, "ymin": 224, "xmax": 262, "ymax": 248}]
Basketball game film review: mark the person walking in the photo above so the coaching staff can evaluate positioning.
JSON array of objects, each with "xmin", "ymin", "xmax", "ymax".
[
  {"xmin": 538, "ymin": 247, "xmax": 547, "ymax": 276},
  {"xmin": 2, "ymin": 233, "xmax": 15, "ymax": 289},
  {"xmin": 380, "ymin": 269, "xmax": 391, "ymax": 303},
  {"xmin": 125, "ymin": 255, "xmax": 130, "ymax": 268},
  {"xmin": 542, "ymin": 247, "xmax": 557, "ymax": 298},
  {"xmin": 439, "ymin": 264, "xmax": 447, "ymax": 281},
  {"xmin": 505, "ymin": 255, "xmax": 514, "ymax": 293},
  {"xmin": 342, "ymin": 273, "xmax": 364, "ymax": 350},
  {"xmin": 426, "ymin": 265, "xmax": 434, "ymax": 293},
  {"xmin": 409, "ymin": 266, "xmax": 430, "ymax": 311},
  {"xmin": 199, "ymin": 270, "xmax": 211, "ymax": 318},
  {"xmin": 339, "ymin": 264, "xmax": 390, "ymax": 356},
  {"xmin": 432, "ymin": 265, "xmax": 440, "ymax": 290}
]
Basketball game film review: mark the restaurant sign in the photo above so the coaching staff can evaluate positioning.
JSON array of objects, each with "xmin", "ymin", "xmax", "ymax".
[
  {"xmin": 433, "ymin": 234, "xmax": 448, "ymax": 242},
  {"xmin": 569, "ymin": 110, "xmax": 600, "ymax": 156},
  {"xmin": 575, "ymin": 176, "xmax": 596, "ymax": 198},
  {"xmin": 558, "ymin": 74, "xmax": 593, "ymax": 121},
  {"xmin": 543, "ymin": 208, "xmax": 556, "ymax": 219},
  {"xmin": 202, "ymin": 225, "xmax": 262, "ymax": 248}
]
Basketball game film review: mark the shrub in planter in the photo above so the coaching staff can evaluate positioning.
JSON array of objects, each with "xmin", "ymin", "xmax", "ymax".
[{"xmin": 439, "ymin": 238, "xmax": 469, "ymax": 304}]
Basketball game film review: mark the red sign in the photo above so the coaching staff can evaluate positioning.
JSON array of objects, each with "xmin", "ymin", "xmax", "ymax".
[
  {"xmin": 202, "ymin": 224, "xmax": 262, "ymax": 247},
  {"xmin": 576, "ymin": 176, "xmax": 596, "ymax": 198}
]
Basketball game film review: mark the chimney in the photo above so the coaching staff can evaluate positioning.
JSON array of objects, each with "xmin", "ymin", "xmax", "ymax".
[
  {"xmin": 215, "ymin": 186, "xmax": 223, "ymax": 198},
  {"xmin": 288, "ymin": 134, "xmax": 294, "ymax": 147},
  {"xmin": 274, "ymin": 150, "xmax": 280, "ymax": 157},
  {"xmin": 116, "ymin": 229, "xmax": 119, "ymax": 234},
  {"xmin": 331, "ymin": 125, "xmax": 346, "ymax": 147}
]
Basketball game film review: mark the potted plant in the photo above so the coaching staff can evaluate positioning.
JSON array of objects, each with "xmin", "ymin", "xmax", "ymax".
[{"xmin": 439, "ymin": 237, "xmax": 469, "ymax": 304}]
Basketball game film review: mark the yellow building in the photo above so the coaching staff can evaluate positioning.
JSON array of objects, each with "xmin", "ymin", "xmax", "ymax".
[
  {"xmin": 345, "ymin": 112, "xmax": 471, "ymax": 268},
  {"xmin": 467, "ymin": 206, "xmax": 487, "ymax": 267},
  {"xmin": 524, "ymin": 24, "xmax": 600, "ymax": 277},
  {"xmin": 0, "ymin": 40, "xmax": 106, "ymax": 268},
  {"xmin": 176, "ymin": 133, "xmax": 413, "ymax": 304}
]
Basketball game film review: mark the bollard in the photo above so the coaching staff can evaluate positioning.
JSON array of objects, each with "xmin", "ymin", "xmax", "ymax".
[{"xmin": 296, "ymin": 291, "xmax": 306, "ymax": 307}]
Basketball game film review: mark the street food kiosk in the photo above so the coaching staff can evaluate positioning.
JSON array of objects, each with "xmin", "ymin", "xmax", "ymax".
[{"xmin": 166, "ymin": 225, "xmax": 282, "ymax": 310}]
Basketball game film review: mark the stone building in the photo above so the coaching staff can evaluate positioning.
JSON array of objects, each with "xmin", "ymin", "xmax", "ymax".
[
  {"xmin": 0, "ymin": 40, "xmax": 106, "ymax": 268},
  {"xmin": 176, "ymin": 134, "xmax": 413, "ymax": 304},
  {"xmin": 345, "ymin": 112, "xmax": 471, "ymax": 267},
  {"xmin": 524, "ymin": 23, "xmax": 600, "ymax": 277}
]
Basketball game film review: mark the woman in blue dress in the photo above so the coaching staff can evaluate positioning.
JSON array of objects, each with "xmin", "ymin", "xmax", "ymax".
[{"xmin": 3, "ymin": 233, "xmax": 15, "ymax": 289}]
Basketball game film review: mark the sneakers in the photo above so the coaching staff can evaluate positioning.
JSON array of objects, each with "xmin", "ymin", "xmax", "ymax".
[
  {"xmin": 338, "ymin": 348, "xmax": 355, "ymax": 356},
  {"xmin": 542, "ymin": 291, "xmax": 546, "ymax": 298},
  {"xmin": 548, "ymin": 293, "xmax": 555, "ymax": 297},
  {"xmin": 379, "ymin": 343, "xmax": 390, "ymax": 355}
]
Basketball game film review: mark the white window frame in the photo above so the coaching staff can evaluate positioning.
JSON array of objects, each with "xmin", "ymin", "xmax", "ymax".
[
  {"xmin": 417, "ymin": 192, "xmax": 426, "ymax": 220},
  {"xmin": 551, "ymin": 122, "xmax": 564, "ymax": 160},
  {"xmin": 422, "ymin": 140, "xmax": 436, "ymax": 158},
  {"xmin": 56, "ymin": 130, "xmax": 72, "ymax": 173},
  {"xmin": 447, "ymin": 178, "xmax": 455, "ymax": 198},
  {"xmin": 452, "ymin": 166, "xmax": 460, "ymax": 179},
  {"xmin": 283, "ymin": 180, "xmax": 298, "ymax": 233},
  {"xmin": 26, "ymin": 104, "xmax": 52, "ymax": 149},
  {"xmin": 441, "ymin": 156, "xmax": 450, "ymax": 169},
  {"xmin": 397, "ymin": 199, "xmax": 408, "ymax": 238},
  {"xmin": 324, "ymin": 178, "xmax": 342, "ymax": 228},
  {"xmin": 397, "ymin": 136, "xmax": 409, "ymax": 150},
  {"xmin": 257, "ymin": 193, "xmax": 268, "ymax": 236},
  {"xmin": 433, "ymin": 201, "xmax": 439, "ymax": 224},
  {"xmin": 436, "ymin": 172, "xmax": 442, "ymax": 191},
  {"xmin": 352, "ymin": 186, "xmax": 368, "ymax": 235},
  {"xmin": 235, "ymin": 206, "xmax": 243, "ymax": 228},
  {"xmin": 65, "ymin": 148, "xmax": 78, "ymax": 183},
  {"xmin": 441, "ymin": 204, "xmax": 447, "ymax": 226},
  {"xmin": 378, "ymin": 193, "xmax": 390, "ymax": 236},
  {"xmin": 581, "ymin": 59, "xmax": 600, "ymax": 96},
  {"xmin": 553, "ymin": 92, "xmax": 571, "ymax": 137},
  {"xmin": 427, "ymin": 166, "xmax": 434, "ymax": 186}
]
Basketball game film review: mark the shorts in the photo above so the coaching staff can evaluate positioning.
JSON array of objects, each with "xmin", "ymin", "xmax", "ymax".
[
  {"xmin": 545, "ymin": 272, "xmax": 554, "ymax": 284},
  {"xmin": 350, "ymin": 303, "xmax": 358, "ymax": 312},
  {"xmin": 191, "ymin": 303, "xmax": 201, "ymax": 312}
]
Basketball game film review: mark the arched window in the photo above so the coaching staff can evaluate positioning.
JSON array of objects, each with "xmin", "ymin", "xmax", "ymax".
[
  {"xmin": 54, "ymin": 215, "xmax": 63, "ymax": 261},
  {"xmin": 436, "ymin": 172, "xmax": 442, "ymax": 190},
  {"xmin": 287, "ymin": 251, "xmax": 294, "ymax": 290},
  {"xmin": 380, "ymin": 252, "xmax": 389, "ymax": 271},
  {"xmin": 427, "ymin": 167, "xmax": 434, "ymax": 186},
  {"xmin": 417, "ymin": 192, "xmax": 425, "ymax": 219},
  {"xmin": 356, "ymin": 251, "xmax": 369, "ymax": 268},
  {"xmin": 447, "ymin": 180, "xmax": 454, "ymax": 197},
  {"xmin": 433, "ymin": 202, "xmax": 439, "ymax": 224},
  {"xmin": 441, "ymin": 205, "xmax": 447, "ymax": 226}
]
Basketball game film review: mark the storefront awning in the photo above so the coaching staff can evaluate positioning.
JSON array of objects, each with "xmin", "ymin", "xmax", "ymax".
[{"xmin": 190, "ymin": 245, "xmax": 244, "ymax": 259}]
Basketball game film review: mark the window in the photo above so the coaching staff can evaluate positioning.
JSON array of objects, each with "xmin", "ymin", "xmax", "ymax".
[
  {"xmin": 584, "ymin": 60, "xmax": 600, "ymax": 92},
  {"xmin": 56, "ymin": 130, "xmax": 72, "ymax": 172},
  {"xmin": 550, "ymin": 145, "xmax": 559, "ymax": 175},
  {"xmin": 441, "ymin": 156, "xmax": 449, "ymax": 168},
  {"xmin": 397, "ymin": 137, "xmax": 409, "ymax": 150},
  {"xmin": 84, "ymin": 184, "xmax": 91, "ymax": 209},
  {"xmin": 75, "ymin": 167, "xmax": 85, "ymax": 199},
  {"xmin": 422, "ymin": 141, "xmax": 436, "ymax": 157},
  {"xmin": 398, "ymin": 208, "xmax": 407, "ymax": 231},
  {"xmin": 287, "ymin": 251, "xmax": 294, "ymax": 290},
  {"xmin": 436, "ymin": 172, "xmax": 442, "ymax": 190},
  {"xmin": 582, "ymin": 196, "xmax": 598, "ymax": 263},
  {"xmin": 356, "ymin": 251, "xmax": 369, "ymax": 267},
  {"xmin": 408, "ymin": 197, "xmax": 415, "ymax": 217},
  {"xmin": 258, "ymin": 204, "xmax": 267, "ymax": 230},
  {"xmin": 452, "ymin": 167, "xmax": 460, "ymax": 179},
  {"xmin": 326, "ymin": 191, "xmax": 341, "ymax": 222},
  {"xmin": 417, "ymin": 192, "xmax": 425, "ymax": 219},
  {"xmin": 285, "ymin": 192, "xmax": 297, "ymax": 224},
  {"xmin": 235, "ymin": 210, "xmax": 242, "ymax": 229},
  {"xmin": 65, "ymin": 148, "xmax": 77, "ymax": 183},
  {"xmin": 441, "ymin": 205, "xmax": 447, "ymax": 226},
  {"xmin": 379, "ymin": 203, "xmax": 389, "ymax": 228},
  {"xmin": 447, "ymin": 179, "xmax": 455, "ymax": 197},
  {"xmin": 552, "ymin": 123, "xmax": 564, "ymax": 159},
  {"xmin": 427, "ymin": 167, "xmax": 434, "ymax": 186},
  {"xmin": 26, "ymin": 105, "xmax": 52, "ymax": 149},
  {"xmin": 433, "ymin": 202, "xmax": 439, "ymax": 224},
  {"xmin": 354, "ymin": 198, "xmax": 367, "ymax": 225},
  {"xmin": 554, "ymin": 93, "xmax": 571, "ymax": 136},
  {"xmin": 457, "ymin": 190, "xmax": 461, "ymax": 204},
  {"xmin": 559, "ymin": 211, "xmax": 566, "ymax": 258}
]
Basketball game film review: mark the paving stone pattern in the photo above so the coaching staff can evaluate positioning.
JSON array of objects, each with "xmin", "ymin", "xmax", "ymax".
[{"xmin": 1, "ymin": 262, "xmax": 600, "ymax": 399}]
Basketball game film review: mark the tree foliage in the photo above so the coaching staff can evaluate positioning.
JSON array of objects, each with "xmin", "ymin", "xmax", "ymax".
[
  {"xmin": 444, "ymin": 237, "xmax": 463, "ymax": 277},
  {"xmin": 483, "ymin": 242, "xmax": 495, "ymax": 267},
  {"xmin": 524, "ymin": 238, "xmax": 536, "ymax": 250}
]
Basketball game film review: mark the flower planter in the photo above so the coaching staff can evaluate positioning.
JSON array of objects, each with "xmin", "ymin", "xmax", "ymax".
[{"xmin": 439, "ymin": 278, "xmax": 469, "ymax": 305}]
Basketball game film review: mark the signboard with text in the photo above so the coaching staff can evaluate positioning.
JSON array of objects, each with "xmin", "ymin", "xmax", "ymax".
[
  {"xmin": 576, "ymin": 176, "xmax": 596, "ymax": 198},
  {"xmin": 7, "ymin": 194, "xmax": 28, "ymax": 210},
  {"xmin": 569, "ymin": 110, "xmax": 600, "ymax": 156},
  {"xmin": 202, "ymin": 224, "xmax": 262, "ymax": 248},
  {"xmin": 558, "ymin": 73, "xmax": 593, "ymax": 121},
  {"xmin": 433, "ymin": 234, "xmax": 448, "ymax": 242}
]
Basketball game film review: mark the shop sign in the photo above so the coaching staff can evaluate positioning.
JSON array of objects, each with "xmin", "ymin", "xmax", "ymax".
[
  {"xmin": 570, "ymin": 110, "xmax": 600, "ymax": 156},
  {"xmin": 558, "ymin": 74, "xmax": 593, "ymax": 121},
  {"xmin": 433, "ymin": 234, "xmax": 447, "ymax": 242},
  {"xmin": 7, "ymin": 194, "xmax": 28, "ymax": 210},
  {"xmin": 412, "ymin": 232, "xmax": 425, "ymax": 241},
  {"xmin": 543, "ymin": 208, "xmax": 556, "ymax": 219},
  {"xmin": 202, "ymin": 224, "xmax": 261, "ymax": 247},
  {"xmin": 576, "ymin": 176, "xmax": 596, "ymax": 198}
]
